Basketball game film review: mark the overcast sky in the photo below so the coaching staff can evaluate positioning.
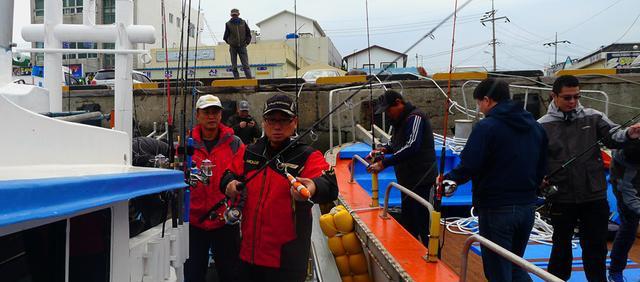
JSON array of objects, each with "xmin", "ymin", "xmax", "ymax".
[{"xmin": 12, "ymin": 0, "xmax": 640, "ymax": 73}]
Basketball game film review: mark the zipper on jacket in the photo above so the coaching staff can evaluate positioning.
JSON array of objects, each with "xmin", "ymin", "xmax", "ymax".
[{"xmin": 251, "ymin": 169, "xmax": 268, "ymax": 264}]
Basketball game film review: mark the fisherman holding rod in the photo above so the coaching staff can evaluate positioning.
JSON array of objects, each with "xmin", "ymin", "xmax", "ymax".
[{"xmin": 538, "ymin": 75, "xmax": 640, "ymax": 282}]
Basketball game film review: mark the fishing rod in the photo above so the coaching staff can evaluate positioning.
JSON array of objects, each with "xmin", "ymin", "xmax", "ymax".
[
  {"xmin": 546, "ymin": 111, "xmax": 640, "ymax": 181},
  {"xmin": 365, "ymin": 0, "xmax": 376, "ymax": 155},
  {"xmin": 232, "ymin": 0, "xmax": 474, "ymax": 190},
  {"xmin": 294, "ymin": 0, "xmax": 299, "ymax": 117}
]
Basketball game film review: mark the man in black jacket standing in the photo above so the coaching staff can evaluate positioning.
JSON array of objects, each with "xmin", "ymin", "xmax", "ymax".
[
  {"xmin": 538, "ymin": 75, "xmax": 640, "ymax": 281},
  {"xmin": 367, "ymin": 90, "xmax": 436, "ymax": 245},
  {"xmin": 226, "ymin": 100, "xmax": 261, "ymax": 145},
  {"xmin": 445, "ymin": 78, "xmax": 548, "ymax": 282},
  {"xmin": 223, "ymin": 8, "xmax": 252, "ymax": 79}
]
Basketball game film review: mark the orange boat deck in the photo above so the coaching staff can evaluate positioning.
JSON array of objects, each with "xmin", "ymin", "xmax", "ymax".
[{"xmin": 335, "ymin": 158, "xmax": 459, "ymax": 282}]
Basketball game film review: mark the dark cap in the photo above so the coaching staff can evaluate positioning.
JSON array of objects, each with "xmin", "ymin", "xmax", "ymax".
[
  {"xmin": 238, "ymin": 100, "xmax": 250, "ymax": 111},
  {"xmin": 375, "ymin": 90, "xmax": 403, "ymax": 115},
  {"xmin": 263, "ymin": 94, "xmax": 296, "ymax": 117},
  {"xmin": 230, "ymin": 8, "xmax": 239, "ymax": 15}
]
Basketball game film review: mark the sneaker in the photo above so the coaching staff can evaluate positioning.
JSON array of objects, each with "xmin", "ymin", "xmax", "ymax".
[{"xmin": 608, "ymin": 272, "xmax": 625, "ymax": 282}]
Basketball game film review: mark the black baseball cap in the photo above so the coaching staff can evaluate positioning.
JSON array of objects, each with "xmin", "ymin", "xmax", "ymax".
[
  {"xmin": 263, "ymin": 94, "xmax": 296, "ymax": 117},
  {"xmin": 375, "ymin": 90, "xmax": 404, "ymax": 115}
]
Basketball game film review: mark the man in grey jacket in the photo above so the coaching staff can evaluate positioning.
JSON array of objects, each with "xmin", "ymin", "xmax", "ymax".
[
  {"xmin": 538, "ymin": 75, "xmax": 640, "ymax": 281},
  {"xmin": 223, "ymin": 8, "xmax": 252, "ymax": 79}
]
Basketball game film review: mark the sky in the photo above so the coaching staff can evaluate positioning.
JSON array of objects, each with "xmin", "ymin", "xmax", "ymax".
[{"xmin": 11, "ymin": 0, "xmax": 640, "ymax": 73}]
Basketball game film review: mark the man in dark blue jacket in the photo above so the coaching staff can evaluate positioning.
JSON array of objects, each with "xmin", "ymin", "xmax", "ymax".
[
  {"xmin": 445, "ymin": 78, "xmax": 548, "ymax": 282},
  {"xmin": 367, "ymin": 90, "xmax": 437, "ymax": 245}
]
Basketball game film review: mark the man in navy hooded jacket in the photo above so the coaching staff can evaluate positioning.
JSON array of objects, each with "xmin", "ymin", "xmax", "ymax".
[{"xmin": 445, "ymin": 78, "xmax": 548, "ymax": 282}]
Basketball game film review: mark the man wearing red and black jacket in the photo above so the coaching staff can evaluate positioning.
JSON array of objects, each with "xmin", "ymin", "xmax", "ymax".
[
  {"xmin": 222, "ymin": 94, "xmax": 338, "ymax": 282},
  {"xmin": 185, "ymin": 95, "xmax": 245, "ymax": 282}
]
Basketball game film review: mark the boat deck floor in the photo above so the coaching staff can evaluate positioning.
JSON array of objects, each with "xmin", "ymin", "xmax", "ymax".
[{"xmin": 441, "ymin": 229, "xmax": 640, "ymax": 281}]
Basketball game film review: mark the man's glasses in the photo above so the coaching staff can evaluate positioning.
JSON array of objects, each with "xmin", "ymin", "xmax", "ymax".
[
  {"xmin": 558, "ymin": 94, "xmax": 581, "ymax": 101},
  {"xmin": 264, "ymin": 117, "xmax": 294, "ymax": 126}
]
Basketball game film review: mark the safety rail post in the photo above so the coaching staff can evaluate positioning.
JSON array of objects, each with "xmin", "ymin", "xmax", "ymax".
[
  {"xmin": 460, "ymin": 234, "xmax": 563, "ymax": 282},
  {"xmin": 380, "ymin": 182, "xmax": 438, "ymax": 262},
  {"xmin": 350, "ymin": 155, "xmax": 380, "ymax": 207}
]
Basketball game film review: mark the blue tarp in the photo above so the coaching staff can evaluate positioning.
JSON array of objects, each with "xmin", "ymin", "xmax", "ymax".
[{"xmin": 0, "ymin": 170, "xmax": 186, "ymax": 227}]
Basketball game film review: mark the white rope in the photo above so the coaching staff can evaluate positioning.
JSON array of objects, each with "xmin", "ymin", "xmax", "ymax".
[{"xmin": 441, "ymin": 207, "xmax": 578, "ymax": 248}]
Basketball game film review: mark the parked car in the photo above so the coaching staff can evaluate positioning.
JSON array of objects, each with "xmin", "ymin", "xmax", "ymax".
[{"xmin": 91, "ymin": 69, "xmax": 152, "ymax": 86}]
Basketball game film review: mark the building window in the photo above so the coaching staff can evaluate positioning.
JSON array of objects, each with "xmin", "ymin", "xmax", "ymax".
[
  {"xmin": 35, "ymin": 0, "xmax": 44, "ymax": 16},
  {"xmin": 177, "ymin": 17, "xmax": 181, "ymax": 28},
  {"xmin": 103, "ymin": 0, "xmax": 115, "ymax": 24},
  {"xmin": 169, "ymin": 13, "xmax": 174, "ymax": 23},
  {"xmin": 63, "ymin": 0, "xmax": 83, "ymax": 15},
  {"xmin": 103, "ymin": 43, "xmax": 115, "ymax": 69},
  {"xmin": 61, "ymin": 42, "xmax": 98, "ymax": 60},
  {"xmin": 362, "ymin": 63, "xmax": 375, "ymax": 69},
  {"xmin": 380, "ymin": 62, "xmax": 397, "ymax": 69}
]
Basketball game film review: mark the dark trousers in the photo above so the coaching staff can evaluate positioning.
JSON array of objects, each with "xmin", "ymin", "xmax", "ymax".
[
  {"xmin": 609, "ymin": 191, "xmax": 640, "ymax": 274},
  {"xmin": 477, "ymin": 204, "xmax": 535, "ymax": 282},
  {"xmin": 547, "ymin": 199, "xmax": 609, "ymax": 281},
  {"xmin": 229, "ymin": 46, "xmax": 251, "ymax": 79},
  {"xmin": 184, "ymin": 224, "xmax": 240, "ymax": 282},
  {"xmin": 400, "ymin": 186, "xmax": 430, "ymax": 245},
  {"xmin": 237, "ymin": 260, "xmax": 307, "ymax": 282}
]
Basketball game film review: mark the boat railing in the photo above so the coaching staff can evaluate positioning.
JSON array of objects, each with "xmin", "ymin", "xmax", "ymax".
[
  {"xmin": 380, "ymin": 182, "xmax": 435, "ymax": 218},
  {"xmin": 460, "ymin": 234, "xmax": 563, "ymax": 282},
  {"xmin": 349, "ymin": 155, "xmax": 370, "ymax": 183},
  {"xmin": 329, "ymin": 81, "xmax": 403, "ymax": 149},
  {"xmin": 461, "ymin": 80, "xmax": 610, "ymax": 115}
]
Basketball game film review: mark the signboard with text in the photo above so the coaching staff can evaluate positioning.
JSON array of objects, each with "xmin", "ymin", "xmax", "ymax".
[{"xmin": 606, "ymin": 51, "xmax": 640, "ymax": 68}]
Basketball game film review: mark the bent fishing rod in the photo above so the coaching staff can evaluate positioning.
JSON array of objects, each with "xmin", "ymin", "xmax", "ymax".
[{"xmin": 230, "ymin": 0, "xmax": 474, "ymax": 190}]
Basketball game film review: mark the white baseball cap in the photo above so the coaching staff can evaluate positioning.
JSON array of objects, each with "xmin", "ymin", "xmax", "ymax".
[{"xmin": 196, "ymin": 95, "xmax": 223, "ymax": 109}]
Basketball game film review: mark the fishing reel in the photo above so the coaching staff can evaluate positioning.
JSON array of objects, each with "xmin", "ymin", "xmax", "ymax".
[
  {"xmin": 540, "ymin": 184, "xmax": 559, "ymax": 199},
  {"xmin": 189, "ymin": 159, "xmax": 214, "ymax": 187},
  {"xmin": 367, "ymin": 149, "xmax": 385, "ymax": 163},
  {"xmin": 224, "ymin": 206, "xmax": 242, "ymax": 225},
  {"xmin": 151, "ymin": 154, "xmax": 170, "ymax": 168}
]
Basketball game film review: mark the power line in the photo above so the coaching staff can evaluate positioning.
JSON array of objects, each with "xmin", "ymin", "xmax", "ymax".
[{"xmin": 614, "ymin": 11, "xmax": 640, "ymax": 43}]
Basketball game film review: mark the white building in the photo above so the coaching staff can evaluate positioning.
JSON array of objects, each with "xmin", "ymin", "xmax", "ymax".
[
  {"xmin": 30, "ymin": 0, "xmax": 203, "ymax": 73},
  {"xmin": 343, "ymin": 45, "xmax": 408, "ymax": 70},
  {"xmin": 256, "ymin": 10, "xmax": 342, "ymax": 68}
]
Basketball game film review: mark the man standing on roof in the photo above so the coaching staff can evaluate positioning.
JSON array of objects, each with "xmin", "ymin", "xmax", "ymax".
[
  {"xmin": 222, "ymin": 94, "xmax": 338, "ymax": 281},
  {"xmin": 184, "ymin": 95, "xmax": 245, "ymax": 282},
  {"xmin": 538, "ymin": 75, "xmax": 640, "ymax": 281},
  {"xmin": 223, "ymin": 8, "xmax": 252, "ymax": 79},
  {"xmin": 226, "ymin": 100, "xmax": 261, "ymax": 145},
  {"xmin": 444, "ymin": 78, "xmax": 548, "ymax": 282},
  {"xmin": 608, "ymin": 140, "xmax": 640, "ymax": 282},
  {"xmin": 366, "ymin": 90, "xmax": 436, "ymax": 246}
]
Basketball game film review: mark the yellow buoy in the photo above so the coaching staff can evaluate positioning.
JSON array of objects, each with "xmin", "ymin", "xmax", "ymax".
[
  {"xmin": 341, "ymin": 275, "xmax": 354, "ymax": 282},
  {"xmin": 335, "ymin": 255, "xmax": 351, "ymax": 276},
  {"xmin": 341, "ymin": 232, "xmax": 363, "ymax": 254},
  {"xmin": 334, "ymin": 210, "xmax": 354, "ymax": 233},
  {"xmin": 349, "ymin": 253, "xmax": 368, "ymax": 274},
  {"xmin": 331, "ymin": 204, "xmax": 346, "ymax": 215},
  {"xmin": 320, "ymin": 214, "xmax": 338, "ymax": 237},
  {"xmin": 353, "ymin": 273, "xmax": 372, "ymax": 282},
  {"xmin": 328, "ymin": 236, "xmax": 346, "ymax": 256}
]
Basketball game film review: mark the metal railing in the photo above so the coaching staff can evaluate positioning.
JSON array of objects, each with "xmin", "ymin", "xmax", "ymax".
[
  {"xmin": 460, "ymin": 234, "xmax": 563, "ymax": 282},
  {"xmin": 380, "ymin": 182, "xmax": 435, "ymax": 218},
  {"xmin": 461, "ymin": 80, "xmax": 610, "ymax": 115},
  {"xmin": 350, "ymin": 155, "xmax": 370, "ymax": 183},
  {"xmin": 329, "ymin": 81, "xmax": 403, "ymax": 149}
]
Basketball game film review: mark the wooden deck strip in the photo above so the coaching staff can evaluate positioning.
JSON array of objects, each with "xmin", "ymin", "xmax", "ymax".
[{"xmin": 335, "ymin": 158, "xmax": 459, "ymax": 282}]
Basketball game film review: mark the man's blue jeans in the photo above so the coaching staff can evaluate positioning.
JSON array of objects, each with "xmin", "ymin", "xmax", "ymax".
[
  {"xmin": 477, "ymin": 204, "xmax": 536, "ymax": 282},
  {"xmin": 609, "ymin": 189, "xmax": 640, "ymax": 274}
]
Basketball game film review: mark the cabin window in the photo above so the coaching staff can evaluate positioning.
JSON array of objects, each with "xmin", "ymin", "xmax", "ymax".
[
  {"xmin": 169, "ymin": 13, "xmax": 174, "ymax": 24},
  {"xmin": 362, "ymin": 63, "xmax": 375, "ymax": 69},
  {"xmin": 0, "ymin": 209, "xmax": 112, "ymax": 282}
]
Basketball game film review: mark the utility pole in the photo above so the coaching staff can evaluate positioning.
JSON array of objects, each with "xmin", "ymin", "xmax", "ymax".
[
  {"xmin": 543, "ymin": 32, "xmax": 571, "ymax": 65},
  {"xmin": 481, "ymin": 0, "xmax": 509, "ymax": 71}
]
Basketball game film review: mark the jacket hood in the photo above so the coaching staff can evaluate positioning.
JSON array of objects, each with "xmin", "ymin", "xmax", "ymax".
[
  {"xmin": 487, "ymin": 100, "xmax": 536, "ymax": 132},
  {"xmin": 545, "ymin": 100, "xmax": 585, "ymax": 121}
]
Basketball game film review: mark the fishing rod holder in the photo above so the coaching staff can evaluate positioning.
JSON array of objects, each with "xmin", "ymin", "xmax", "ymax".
[
  {"xmin": 188, "ymin": 159, "xmax": 213, "ymax": 187},
  {"xmin": 151, "ymin": 154, "xmax": 170, "ymax": 168}
]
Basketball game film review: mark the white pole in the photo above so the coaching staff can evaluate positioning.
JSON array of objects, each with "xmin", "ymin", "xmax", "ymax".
[
  {"xmin": 114, "ymin": 0, "xmax": 134, "ymax": 145},
  {"xmin": 0, "ymin": 0, "xmax": 14, "ymax": 85},
  {"xmin": 83, "ymin": 0, "xmax": 96, "ymax": 26},
  {"xmin": 44, "ymin": 0, "xmax": 63, "ymax": 112}
]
